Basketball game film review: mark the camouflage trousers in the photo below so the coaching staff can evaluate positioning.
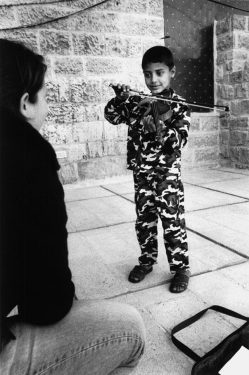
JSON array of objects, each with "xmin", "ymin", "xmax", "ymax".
[{"xmin": 133, "ymin": 171, "xmax": 189, "ymax": 273}]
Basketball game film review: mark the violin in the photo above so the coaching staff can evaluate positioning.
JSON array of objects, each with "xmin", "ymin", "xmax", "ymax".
[
  {"xmin": 137, "ymin": 96, "xmax": 173, "ymax": 144},
  {"xmin": 109, "ymin": 83, "xmax": 229, "ymax": 145}
]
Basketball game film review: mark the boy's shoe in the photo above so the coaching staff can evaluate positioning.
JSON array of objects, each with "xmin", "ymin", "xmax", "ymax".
[
  {"xmin": 169, "ymin": 271, "xmax": 190, "ymax": 293},
  {"xmin": 128, "ymin": 265, "xmax": 153, "ymax": 283}
]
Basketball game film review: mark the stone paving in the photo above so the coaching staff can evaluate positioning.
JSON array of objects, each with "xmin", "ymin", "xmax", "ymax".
[{"xmin": 64, "ymin": 167, "xmax": 249, "ymax": 375}]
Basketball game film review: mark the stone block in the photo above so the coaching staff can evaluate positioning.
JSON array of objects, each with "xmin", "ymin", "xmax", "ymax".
[
  {"xmin": 147, "ymin": 0, "xmax": 164, "ymax": 16},
  {"xmin": 230, "ymin": 100, "xmax": 242, "ymax": 116},
  {"xmin": 182, "ymin": 147, "xmax": 194, "ymax": 166},
  {"xmin": 77, "ymin": 155, "xmax": 128, "ymax": 180},
  {"xmin": 224, "ymin": 61, "xmax": 232, "ymax": 73},
  {"xmin": 220, "ymin": 144, "xmax": 230, "ymax": 158},
  {"xmin": 216, "ymin": 52, "xmax": 227, "ymax": 65},
  {"xmin": 58, "ymin": 162, "xmax": 78, "ymax": 184},
  {"xmin": 217, "ymin": 34, "xmax": 234, "ymax": 51},
  {"xmin": 73, "ymin": 33, "xmax": 142, "ymax": 57},
  {"xmin": 220, "ymin": 117, "xmax": 229, "ymax": 129},
  {"xmin": 189, "ymin": 117, "xmax": 200, "ymax": 132},
  {"xmin": 17, "ymin": 5, "xmax": 71, "ymax": 29},
  {"xmin": 85, "ymin": 57, "xmax": 123, "ymax": 75},
  {"xmin": 125, "ymin": 0, "xmax": 147, "ymax": 13},
  {"xmin": 73, "ymin": 33, "xmax": 105, "ymax": 56},
  {"xmin": 103, "ymin": 140, "xmax": 127, "ymax": 156},
  {"xmin": 200, "ymin": 116, "xmax": 219, "ymax": 131},
  {"xmin": 230, "ymin": 146, "xmax": 240, "ymax": 162},
  {"xmin": 220, "ymin": 129, "xmax": 229, "ymax": 144},
  {"xmin": 234, "ymin": 83, "xmax": 249, "ymax": 99},
  {"xmin": 73, "ymin": 104, "xmax": 103, "ymax": 122},
  {"xmin": 223, "ymin": 74, "xmax": 230, "ymax": 84},
  {"xmin": 216, "ymin": 65, "xmax": 223, "ymax": 81},
  {"xmin": 216, "ymin": 18, "xmax": 230, "ymax": 35},
  {"xmin": 243, "ymin": 62, "xmax": 249, "ymax": 82},
  {"xmin": 241, "ymin": 99, "xmax": 249, "ymax": 114},
  {"xmin": 54, "ymin": 56, "xmax": 84, "ymax": 75},
  {"xmin": 230, "ymin": 70, "xmax": 243, "ymax": 84},
  {"xmin": 120, "ymin": 15, "xmax": 164, "ymax": 37},
  {"xmin": 0, "ymin": 6, "xmax": 17, "ymax": 29},
  {"xmin": 74, "ymin": 121, "xmax": 104, "ymax": 142},
  {"xmin": 194, "ymin": 148, "xmax": 219, "ymax": 162},
  {"xmin": 190, "ymin": 133, "xmax": 219, "ymax": 148},
  {"xmin": 46, "ymin": 81, "xmax": 60, "ymax": 103},
  {"xmin": 229, "ymin": 117, "xmax": 249, "ymax": 129},
  {"xmin": 98, "ymin": 0, "xmax": 147, "ymax": 13},
  {"xmin": 231, "ymin": 15, "xmax": 247, "ymax": 31},
  {"xmin": 233, "ymin": 50, "xmax": 248, "ymax": 60},
  {"xmin": 57, "ymin": 80, "xmax": 71, "ymax": 103},
  {"xmin": 230, "ymin": 131, "xmax": 248, "ymax": 146},
  {"xmin": 72, "ymin": 11, "xmax": 121, "ymax": 33},
  {"xmin": 40, "ymin": 30, "xmax": 72, "ymax": 55},
  {"xmin": 240, "ymin": 147, "xmax": 249, "ymax": 166},
  {"xmin": 232, "ymin": 59, "xmax": 246, "ymax": 72},
  {"xmin": 103, "ymin": 121, "xmax": 127, "ymax": 140},
  {"xmin": 217, "ymin": 84, "xmax": 234, "ymax": 100},
  {"xmin": 46, "ymin": 103, "xmax": 74, "ymax": 124},
  {"xmin": 42, "ymin": 122, "xmax": 74, "ymax": 144},
  {"xmin": 102, "ymin": 121, "xmax": 119, "ymax": 140},
  {"xmin": 87, "ymin": 140, "xmax": 104, "ymax": 158},
  {"xmin": 70, "ymin": 80, "xmax": 102, "ymax": 104},
  {"xmin": 237, "ymin": 33, "xmax": 249, "ymax": 49}
]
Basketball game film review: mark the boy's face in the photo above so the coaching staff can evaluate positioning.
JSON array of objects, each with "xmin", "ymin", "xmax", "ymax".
[{"xmin": 143, "ymin": 62, "xmax": 175, "ymax": 94}]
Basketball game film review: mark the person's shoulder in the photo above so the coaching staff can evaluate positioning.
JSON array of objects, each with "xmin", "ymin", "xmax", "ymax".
[{"xmin": 1, "ymin": 110, "xmax": 58, "ymax": 171}]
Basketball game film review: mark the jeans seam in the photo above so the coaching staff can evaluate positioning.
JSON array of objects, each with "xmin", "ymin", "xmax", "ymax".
[{"xmin": 34, "ymin": 334, "xmax": 141, "ymax": 375}]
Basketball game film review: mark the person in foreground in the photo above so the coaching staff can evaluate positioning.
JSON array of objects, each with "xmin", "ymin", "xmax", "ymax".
[
  {"xmin": 0, "ymin": 39, "xmax": 145, "ymax": 375},
  {"xmin": 105, "ymin": 46, "xmax": 191, "ymax": 293}
]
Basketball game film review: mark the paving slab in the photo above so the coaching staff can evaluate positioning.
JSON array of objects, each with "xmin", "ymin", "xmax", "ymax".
[
  {"xmin": 182, "ymin": 168, "xmax": 246, "ymax": 185},
  {"xmin": 101, "ymin": 179, "xmax": 134, "ymax": 195},
  {"xmin": 148, "ymin": 301, "xmax": 239, "ymax": 358},
  {"xmin": 189, "ymin": 268, "xmax": 249, "ymax": 316},
  {"xmin": 66, "ymin": 195, "xmax": 136, "ymax": 232},
  {"xmin": 65, "ymin": 185, "xmax": 114, "ymax": 202},
  {"xmin": 67, "ymin": 224, "xmax": 245, "ymax": 300},
  {"xmin": 220, "ymin": 261, "xmax": 249, "ymax": 291},
  {"xmin": 200, "ymin": 176, "xmax": 249, "ymax": 199},
  {"xmin": 218, "ymin": 167, "xmax": 249, "ymax": 176},
  {"xmin": 187, "ymin": 202, "xmax": 249, "ymax": 257}
]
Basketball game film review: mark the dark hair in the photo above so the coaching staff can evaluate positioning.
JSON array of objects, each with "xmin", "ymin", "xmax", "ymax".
[
  {"xmin": 0, "ymin": 39, "xmax": 47, "ymax": 118},
  {"xmin": 142, "ymin": 46, "xmax": 174, "ymax": 70}
]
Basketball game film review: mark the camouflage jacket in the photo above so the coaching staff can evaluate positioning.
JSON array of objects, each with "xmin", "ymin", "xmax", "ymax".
[{"xmin": 104, "ymin": 88, "xmax": 191, "ymax": 177}]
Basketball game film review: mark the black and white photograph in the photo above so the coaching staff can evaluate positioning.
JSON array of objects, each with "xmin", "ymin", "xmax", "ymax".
[{"xmin": 1, "ymin": 0, "xmax": 249, "ymax": 374}]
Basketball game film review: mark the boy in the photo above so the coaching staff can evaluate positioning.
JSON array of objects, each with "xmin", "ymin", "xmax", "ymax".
[{"xmin": 104, "ymin": 46, "xmax": 191, "ymax": 293}]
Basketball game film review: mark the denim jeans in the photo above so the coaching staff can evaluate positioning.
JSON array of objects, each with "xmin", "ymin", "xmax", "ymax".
[{"xmin": 0, "ymin": 300, "xmax": 146, "ymax": 375}]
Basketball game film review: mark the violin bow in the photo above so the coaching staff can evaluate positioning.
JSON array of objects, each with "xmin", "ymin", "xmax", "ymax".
[{"xmin": 109, "ymin": 84, "xmax": 229, "ymax": 113}]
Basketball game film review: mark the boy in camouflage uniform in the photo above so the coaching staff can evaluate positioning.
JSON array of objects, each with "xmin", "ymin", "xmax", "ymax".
[{"xmin": 104, "ymin": 46, "xmax": 191, "ymax": 293}]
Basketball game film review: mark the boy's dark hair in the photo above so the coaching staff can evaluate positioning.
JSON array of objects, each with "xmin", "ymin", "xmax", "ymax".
[
  {"xmin": 0, "ymin": 39, "xmax": 47, "ymax": 118},
  {"xmin": 142, "ymin": 46, "xmax": 174, "ymax": 70}
]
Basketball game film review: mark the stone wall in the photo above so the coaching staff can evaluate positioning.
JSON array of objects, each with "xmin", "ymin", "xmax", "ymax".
[
  {"xmin": 0, "ymin": 0, "xmax": 221, "ymax": 183},
  {"xmin": 0, "ymin": 0, "xmax": 165, "ymax": 183},
  {"xmin": 215, "ymin": 14, "xmax": 249, "ymax": 169}
]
